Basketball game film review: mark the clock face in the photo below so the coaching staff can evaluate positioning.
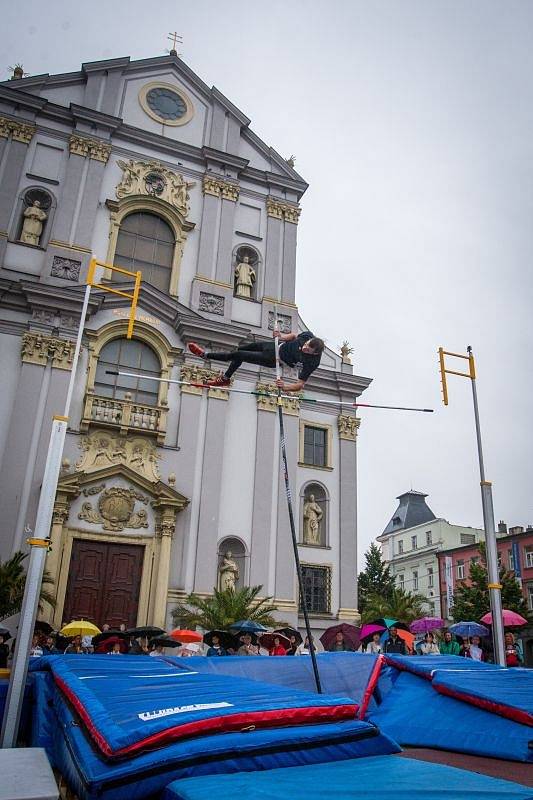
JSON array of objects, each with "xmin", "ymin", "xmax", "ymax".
[{"xmin": 146, "ymin": 87, "xmax": 187, "ymax": 121}]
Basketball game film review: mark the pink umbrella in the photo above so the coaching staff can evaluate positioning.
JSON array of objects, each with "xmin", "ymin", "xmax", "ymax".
[
  {"xmin": 360, "ymin": 623, "xmax": 386, "ymax": 640},
  {"xmin": 481, "ymin": 609, "xmax": 528, "ymax": 627},
  {"xmin": 410, "ymin": 617, "xmax": 445, "ymax": 634}
]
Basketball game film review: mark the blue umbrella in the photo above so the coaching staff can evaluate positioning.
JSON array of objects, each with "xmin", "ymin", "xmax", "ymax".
[
  {"xmin": 229, "ymin": 620, "xmax": 268, "ymax": 634},
  {"xmin": 449, "ymin": 622, "xmax": 489, "ymax": 638}
]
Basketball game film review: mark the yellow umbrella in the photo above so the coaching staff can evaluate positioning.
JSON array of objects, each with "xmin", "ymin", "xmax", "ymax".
[{"xmin": 60, "ymin": 620, "xmax": 101, "ymax": 638}]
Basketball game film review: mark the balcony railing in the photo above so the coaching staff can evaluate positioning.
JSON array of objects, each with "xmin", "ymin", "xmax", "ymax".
[{"xmin": 81, "ymin": 392, "xmax": 167, "ymax": 443}]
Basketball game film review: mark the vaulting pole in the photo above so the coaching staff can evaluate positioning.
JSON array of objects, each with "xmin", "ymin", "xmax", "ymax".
[{"xmin": 273, "ymin": 312, "xmax": 322, "ymax": 693}]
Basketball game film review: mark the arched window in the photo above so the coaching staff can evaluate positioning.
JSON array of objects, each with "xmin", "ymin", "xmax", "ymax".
[
  {"xmin": 94, "ymin": 338, "xmax": 160, "ymax": 406},
  {"xmin": 300, "ymin": 482, "xmax": 329, "ymax": 547},
  {"xmin": 217, "ymin": 537, "xmax": 247, "ymax": 591},
  {"xmin": 114, "ymin": 212, "xmax": 175, "ymax": 292}
]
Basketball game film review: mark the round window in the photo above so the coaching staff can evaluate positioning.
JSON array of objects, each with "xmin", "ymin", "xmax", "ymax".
[
  {"xmin": 146, "ymin": 87, "xmax": 187, "ymax": 121},
  {"xmin": 139, "ymin": 82, "xmax": 194, "ymax": 127}
]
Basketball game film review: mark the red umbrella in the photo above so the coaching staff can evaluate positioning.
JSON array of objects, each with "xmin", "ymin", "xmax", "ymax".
[
  {"xmin": 320, "ymin": 623, "xmax": 360, "ymax": 651},
  {"xmin": 169, "ymin": 629, "xmax": 203, "ymax": 643},
  {"xmin": 481, "ymin": 610, "xmax": 528, "ymax": 627},
  {"xmin": 259, "ymin": 632, "xmax": 291, "ymax": 651}
]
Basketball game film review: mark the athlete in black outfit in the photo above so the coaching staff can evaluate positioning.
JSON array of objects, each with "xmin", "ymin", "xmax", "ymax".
[{"xmin": 188, "ymin": 330, "xmax": 324, "ymax": 391}]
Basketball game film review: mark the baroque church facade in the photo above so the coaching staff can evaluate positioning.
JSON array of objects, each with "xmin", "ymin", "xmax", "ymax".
[{"xmin": 0, "ymin": 52, "xmax": 371, "ymax": 633}]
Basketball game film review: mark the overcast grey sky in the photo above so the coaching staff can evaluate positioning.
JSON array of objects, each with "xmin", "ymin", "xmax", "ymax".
[{"xmin": 3, "ymin": 1, "xmax": 532, "ymax": 561}]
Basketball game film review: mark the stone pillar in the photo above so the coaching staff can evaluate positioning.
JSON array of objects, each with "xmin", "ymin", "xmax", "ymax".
[
  {"xmin": 275, "ymin": 411, "xmax": 300, "ymax": 603},
  {"xmin": 49, "ymin": 140, "xmax": 87, "ymax": 244},
  {"xmin": 249, "ymin": 403, "xmax": 278, "ymax": 589},
  {"xmin": 153, "ymin": 519, "xmax": 174, "ymax": 629},
  {"xmin": 194, "ymin": 393, "xmax": 230, "ymax": 592},
  {"xmin": 263, "ymin": 208, "xmax": 283, "ymax": 300},
  {"xmin": 281, "ymin": 216, "xmax": 298, "ymax": 304},
  {"xmin": 337, "ymin": 414, "xmax": 361, "ymax": 619},
  {"xmin": 75, "ymin": 156, "xmax": 107, "ymax": 247},
  {"xmin": 196, "ymin": 187, "xmax": 220, "ymax": 278},
  {"xmin": 214, "ymin": 193, "xmax": 238, "ymax": 285},
  {"xmin": 0, "ymin": 117, "xmax": 36, "ymax": 260}
]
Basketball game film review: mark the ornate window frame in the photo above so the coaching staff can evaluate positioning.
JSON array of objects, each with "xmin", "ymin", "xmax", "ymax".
[
  {"xmin": 81, "ymin": 319, "xmax": 176, "ymax": 443},
  {"xmin": 138, "ymin": 82, "xmax": 194, "ymax": 127},
  {"xmin": 105, "ymin": 197, "xmax": 193, "ymax": 297},
  {"xmin": 298, "ymin": 420, "xmax": 333, "ymax": 470}
]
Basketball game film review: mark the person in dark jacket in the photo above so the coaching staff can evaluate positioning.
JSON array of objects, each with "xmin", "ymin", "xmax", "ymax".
[
  {"xmin": 383, "ymin": 626, "xmax": 406, "ymax": 655},
  {"xmin": 206, "ymin": 633, "xmax": 228, "ymax": 657},
  {"xmin": 188, "ymin": 330, "xmax": 324, "ymax": 390},
  {"xmin": 0, "ymin": 635, "xmax": 10, "ymax": 668}
]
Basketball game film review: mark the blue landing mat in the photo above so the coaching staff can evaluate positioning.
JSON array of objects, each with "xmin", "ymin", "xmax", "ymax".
[{"xmin": 163, "ymin": 754, "xmax": 533, "ymax": 800}]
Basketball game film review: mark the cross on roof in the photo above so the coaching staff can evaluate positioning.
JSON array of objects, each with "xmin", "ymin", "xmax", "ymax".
[{"xmin": 167, "ymin": 31, "xmax": 183, "ymax": 55}]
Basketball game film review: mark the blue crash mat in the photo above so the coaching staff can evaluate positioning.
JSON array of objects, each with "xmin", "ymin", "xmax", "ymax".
[
  {"xmin": 383, "ymin": 654, "xmax": 502, "ymax": 679},
  {"xmin": 369, "ymin": 670, "xmax": 533, "ymax": 762},
  {"xmin": 162, "ymin": 754, "xmax": 533, "ymax": 800},
  {"xmin": 167, "ymin": 652, "xmax": 383, "ymax": 718},
  {"xmin": 432, "ymin": 668, "xmax": 533, "ymax": 726},
  {"xmin": 31, "ymin": 655, "xmax": 358, "ymax": 758},
  {"xmin": 47, "ymin": 684, "xmax": 399, "ymax": 800}
]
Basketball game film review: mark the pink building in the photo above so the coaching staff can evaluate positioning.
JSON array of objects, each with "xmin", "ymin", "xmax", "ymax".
[{"xmin": 437, "ymin": 523, "xmax": 533, "ymax": 664}]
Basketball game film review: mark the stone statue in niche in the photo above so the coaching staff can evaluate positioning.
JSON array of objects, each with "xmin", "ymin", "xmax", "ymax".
[
  {"xmin": 218, "ymin": 551, "xmax": 239, "ymax": 591},
  {"xmin": 234, "ymin": 255, "xmax": 256, "ymax": 299},
  {"xmin": 20, "ymin": 200, "xmax": 47, "ymax": 246},
  {"xmin": 303, "ymin": 494, "xmax": 323, "ymax": 545}
]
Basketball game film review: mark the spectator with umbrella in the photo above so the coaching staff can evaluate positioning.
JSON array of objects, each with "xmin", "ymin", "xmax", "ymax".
[
  {"xmin": 365, "ymin": 632, "xmax": 383, "ymax": 655},
  {"xmin": 504, "ymin": 631, "xmax": 523, "ymax": 667},
  {"xmin": 274, "ymin": 627, "xmax": 301, "ymax": 654},
  {"xmin": 439, "ymin": 630, "xmax": 461, "ymax": 656},
  {"xmin": 383, "ymin": 625, "xmax": 406, "ymax": 655},
  {"xmin": 259, "ymin": 632, "xmax": 290, "ymax": 656},
  {"xmin": 237, "ymin": 632, "xmax": 260, "ymax": 656},
  {"xmin": 320, "ymin": 623, "xmax": 359, "ymax": 653},
  {"xmin": 461, "ymin": 635, "xmax": 485, "ymax": 661},
  {"xmin": 420, "ymin": 632, "xmax": 440, "ymax": 655},
  {"xmin": 149, "ymin": 635, "xmax": 181, "ymax": 655},
  {"xmin": 204, "ymin": 630, "xmax": 235, "ymax": 656}
]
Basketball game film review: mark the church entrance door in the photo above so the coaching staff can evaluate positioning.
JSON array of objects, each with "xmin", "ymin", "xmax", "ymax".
[{"xmin": 63, "ymin": 539, "xmax": 144, "ymax": 629}]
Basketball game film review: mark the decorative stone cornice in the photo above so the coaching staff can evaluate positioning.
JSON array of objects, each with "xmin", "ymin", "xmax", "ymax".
[
  {"xmin": 0, "ymin": 116, "xmax": 36, "ymax": 144},
  {"xmin": 266, "ymin": 197, "xmax": 301, "ymax": 225},
  {"xmin": 21, "ymin": 332, "xmax": 75, "ymax": 370},
  {"xmin": 202, "ymin": 175, "xmax": 239, "ymax": 202},
  {"xmin": 180, "ymin": 363, "xmax": 231, "ymax": 400},
  {"xmin": 337, "ymin": 414, "xmax": 361, "ymax": 441},
  {"xmin": 69, "ymin": 134, "xmax": 111, "ymax": 163},
  {"xmin": 256, "ymin": 382, "xmax": 300, "ymax": 416}
]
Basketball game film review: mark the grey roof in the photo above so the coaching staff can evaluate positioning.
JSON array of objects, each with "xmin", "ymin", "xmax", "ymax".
[{"xmin": 381, "ymin": 490, "xmax": 436, "ymax": 536}]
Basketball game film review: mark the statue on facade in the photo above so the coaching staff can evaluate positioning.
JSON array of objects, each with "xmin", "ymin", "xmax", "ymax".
[
  {"xmin": 234, "ymin": 255, "xmax": 256, "ymax": 299},
  {"xmin": 20, "ymin": 200, "xmax": 47, "ymax": 246},
  {"xmin": 340, "ymin": 341, "xmax": 354, "ymax": 365},
  {"xmin": 303, "ymin": 494, "xmax": 323, "ymax": 545},
  {"xmin": 218, "ymin": 551, "xmax": 239, "ymax": 591}
]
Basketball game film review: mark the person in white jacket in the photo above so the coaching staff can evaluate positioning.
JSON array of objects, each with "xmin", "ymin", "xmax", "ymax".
[{"xmin": 420, "ymin": 632, "xmax": 440, "ymax": 655}]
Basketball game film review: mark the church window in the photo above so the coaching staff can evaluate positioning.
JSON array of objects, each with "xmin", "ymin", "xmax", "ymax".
[
  {"xmin": 146, "ymin": 87, "xmax": 187, "ymax": 121},
  {"xmin": 302, "ymin": 425, "xmax": 328, "ymax": 468},
  {"xmin": 300, "ymin": 565, "xmax": 331, "ymax": 614},
  {"xmin": 114, "ymin": 212, "xmax": 174, "ymax": 292},
  {"xmin": 138, "ymin": 82, "xmax": 194, "ymax": 127},
  {"xmin": 95, "ymin": 338, "xmax": 160, "ymax": 406}
]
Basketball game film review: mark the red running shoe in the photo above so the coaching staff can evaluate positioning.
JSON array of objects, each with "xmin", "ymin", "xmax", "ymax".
[
  {"xmin": 206, "ymin": 375, "xmax": 230, "ymax": 387},
  {"xmin": 188, "ymin": 342, "xmax": 206, "ymax": 357}
]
